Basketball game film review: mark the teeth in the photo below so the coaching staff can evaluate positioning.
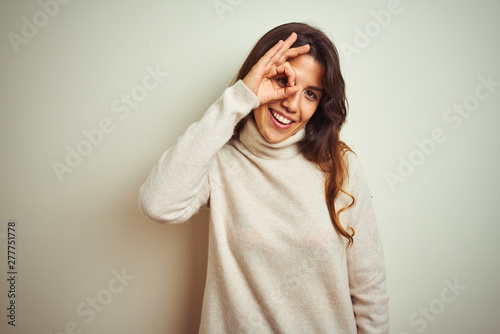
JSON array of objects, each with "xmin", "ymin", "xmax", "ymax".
[{"xmin": 272, "ymin": 110, "xmax": 292, "ymax": 125}]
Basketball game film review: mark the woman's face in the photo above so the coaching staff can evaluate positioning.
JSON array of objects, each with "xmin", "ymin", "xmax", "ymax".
[{"xmin": 253, "ymin": 54, "xmax": 324, "ymax": 144}]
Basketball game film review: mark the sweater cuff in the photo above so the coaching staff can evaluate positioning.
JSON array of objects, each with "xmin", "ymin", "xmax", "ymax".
[{"xmin": 233, "ymin": 79, "xmax": 260, "ymax": 110}]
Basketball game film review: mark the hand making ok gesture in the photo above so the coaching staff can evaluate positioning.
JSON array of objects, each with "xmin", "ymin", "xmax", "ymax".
[{"xmin": 242, "ymin": 32, "xmax": 311, "ymax": 106}]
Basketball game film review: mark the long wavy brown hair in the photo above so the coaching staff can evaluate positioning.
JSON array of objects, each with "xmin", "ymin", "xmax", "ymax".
[{"xmin": 231, "ymin": 22, "xmax": 355, "ymax": 248}]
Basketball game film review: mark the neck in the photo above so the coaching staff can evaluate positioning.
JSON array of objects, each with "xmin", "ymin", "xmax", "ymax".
[{"xmin": 238, "ymin": 116, "xmax": 305, "ymax": 160}]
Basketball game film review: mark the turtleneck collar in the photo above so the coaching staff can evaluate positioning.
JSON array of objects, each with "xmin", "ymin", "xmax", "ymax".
[{"xmin": 238, "ymin": 116, "xmax": 305, "ymax": 160}]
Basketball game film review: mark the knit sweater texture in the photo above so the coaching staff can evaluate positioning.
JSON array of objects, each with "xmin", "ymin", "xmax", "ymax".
[{"xmin": 139, "ymin": 80, "xmax": 389, "ymax": 333}]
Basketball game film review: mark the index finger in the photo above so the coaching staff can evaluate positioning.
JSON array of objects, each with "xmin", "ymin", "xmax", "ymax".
[
  {"xmin": 255, "ymin": 39, "xmax": 284, "ymax": 70},
  {"xmin": 269, "ymin": 32, "xmax": 298, "ymax": 64}
]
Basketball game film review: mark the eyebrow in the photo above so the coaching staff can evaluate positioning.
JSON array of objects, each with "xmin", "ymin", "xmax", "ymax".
[{"xmin": 307, "ymin": 85, "xmax": 324, "ymax": 93}]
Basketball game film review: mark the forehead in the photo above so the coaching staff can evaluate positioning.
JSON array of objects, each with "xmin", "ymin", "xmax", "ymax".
[{"xmin": 287, "ymin": 55, "xmax": 324, "ymax": 87}]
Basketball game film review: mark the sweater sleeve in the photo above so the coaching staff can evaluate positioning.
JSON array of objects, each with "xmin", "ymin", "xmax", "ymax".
[
  {"xmin": 343, "ymin": 153, "xmax": 390, "ymax": 334},
  {"xmin": 138, "ymin": 80, "xmax": 260, "ymax": 224}
]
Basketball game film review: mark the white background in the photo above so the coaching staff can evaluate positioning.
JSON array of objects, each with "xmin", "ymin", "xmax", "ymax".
[{"xmin": 1, "ymin": 0, "xmax": 499, "ymax": 333}]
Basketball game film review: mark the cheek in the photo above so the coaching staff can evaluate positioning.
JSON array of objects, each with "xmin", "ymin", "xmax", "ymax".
[
  {"xmin": 254, "ymin": 105, "xmax": 267, "ymax": 120},
  {"xmin": 300, "ymin": 105, "xmax": 318, "ymax": 124},
  {"xmin": 253, "ymin": 105, "xmax": 270, "ymax": 132}
]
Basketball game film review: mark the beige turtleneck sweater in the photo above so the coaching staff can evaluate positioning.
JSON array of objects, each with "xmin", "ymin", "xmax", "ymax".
[{"xmin": 139, "ymin": 80, "xmax": 389, "ymax": 333}]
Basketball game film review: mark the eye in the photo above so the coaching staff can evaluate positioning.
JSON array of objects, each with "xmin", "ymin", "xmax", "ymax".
[
  {"xmin": 305, "ymin": 90, "xmax": 318, "ymax": 101},
  {"xmin": 275, "ymin": 76, "xmax": 289, "ymax": 87}
]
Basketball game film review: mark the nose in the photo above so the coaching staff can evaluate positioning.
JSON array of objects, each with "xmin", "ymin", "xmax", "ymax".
[{"xmin": 281, "ymin": 89, "xmax": 300, "ymax": 113}]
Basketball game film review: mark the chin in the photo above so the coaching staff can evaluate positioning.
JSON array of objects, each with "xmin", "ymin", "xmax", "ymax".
[
  {"xmin": 263, "ymin": 132, "xmax": 286, "ymax": 144},
  {"xmin": 253, "ymin": 108, "xmax": 296, "ymax": 144},
  {"xmin": 261, "ymin": 125, "xmax": 301, "ymax": 144}
]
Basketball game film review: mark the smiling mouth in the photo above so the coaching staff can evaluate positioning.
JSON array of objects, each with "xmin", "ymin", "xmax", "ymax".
[{"xmin": 270, "ymin": 109, "xmax": 293, "ymax": 125}]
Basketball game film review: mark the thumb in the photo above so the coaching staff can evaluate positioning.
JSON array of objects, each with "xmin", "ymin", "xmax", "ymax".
[{"xmin": 277, "ymin": 85, "xmax": 299, "ymax": 100}]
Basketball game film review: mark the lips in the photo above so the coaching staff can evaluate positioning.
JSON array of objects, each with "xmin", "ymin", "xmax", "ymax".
[{"xmin": 269, "ymin": 108, "xmax": 294, "ymax": 129}]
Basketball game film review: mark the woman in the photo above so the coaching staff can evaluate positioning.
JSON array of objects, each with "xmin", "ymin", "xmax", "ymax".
[{"xmin": 139, "ymin": 22, "xmax": 389, "ymax": 333}]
